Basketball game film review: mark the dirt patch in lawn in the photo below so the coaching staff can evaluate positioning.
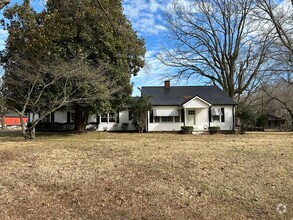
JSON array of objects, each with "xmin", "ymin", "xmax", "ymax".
[{"xmin": 0, "ymin": 132, "xmax": 292, "ymax": 219}]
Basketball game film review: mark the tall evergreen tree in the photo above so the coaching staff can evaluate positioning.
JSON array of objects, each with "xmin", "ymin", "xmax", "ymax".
[
  {"xmin": 1, "ymin": 0, "xmax": 145, "ymax": 133},
  {"xmin": 44, "ymin": 0, "xmax": 145, "ymax": 131}
]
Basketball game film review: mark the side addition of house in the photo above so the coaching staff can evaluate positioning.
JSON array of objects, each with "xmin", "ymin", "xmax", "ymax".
[{"xmin": 142, "ymin": 81, "xmax": 236, "ymax": 132}]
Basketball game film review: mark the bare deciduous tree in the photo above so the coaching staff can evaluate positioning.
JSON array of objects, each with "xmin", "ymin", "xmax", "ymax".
[
  {"xmin": 256, "ymin": 0, "xmax": 293, "ymax": 84},
  {"xmin": 261, "ymin": 81, "xmax": 293, "ymax": 130},
  {"xmin": 160, "ymin": 0, "xmax": 272, "ymax": 99},
  {"xmin": 253, "ymin": 0, "xmax": 293, "ymax": 129},
  {"xmin": 2, "ymin": 57, "xmax": 111, "ymax": 139}
]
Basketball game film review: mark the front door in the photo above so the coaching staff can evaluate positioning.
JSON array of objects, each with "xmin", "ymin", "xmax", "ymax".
[{"xmin": 187, "ymin": 109, "xmax": 196, "ymax": 126}]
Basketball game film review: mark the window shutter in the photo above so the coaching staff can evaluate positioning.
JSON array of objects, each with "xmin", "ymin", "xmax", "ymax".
[
  {"xmin": 67, "ymin": 112, "xmax": 70, "ymax": 123},
  {"xmin": 181, "ymin": 109, "xmax": 185, "ymax": 122},
  {"xmin": 221, "ymin": 108, "xmax": 225, "ymax": 122},
  {"xmin": 209, "ymin": 108, "xmax": 212, "ymax": 122},
  {"xmin": 96, "ymin": 114, "xmax": 100, "ymax": 124},
  {"xmin": 150, "ymin": 110, "xmax": 153, "ymax": 123},
  {"xmin": 51, "ymin": 112, "xmax": 55, "ymax": 122},
  {"xmin": 128, "ymin": 110, "xmax": 133, "ymax": 120}
]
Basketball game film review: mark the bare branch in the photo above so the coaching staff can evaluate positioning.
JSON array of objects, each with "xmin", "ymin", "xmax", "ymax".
[{"xmin": 161, "ymin": 0, "xmax": 272, "ymax": 99}]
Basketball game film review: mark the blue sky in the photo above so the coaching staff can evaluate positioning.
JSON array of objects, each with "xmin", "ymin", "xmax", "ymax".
[{"xmin": 0, "ymin": 0, "xmax": 199, "ymax": 96}]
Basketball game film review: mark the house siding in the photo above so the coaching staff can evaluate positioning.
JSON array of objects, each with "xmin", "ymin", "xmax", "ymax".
[
  {"xmin": 147, "ymin": 105, "xmax": 234, "ymax": 132},
  {"xmin": 210, "ymin": 105, "xmax": 234, "ymax": 130},
  {"xmin": 55, "ymin": 112, "xmax": 67, "ymax": 123},
  {"xmin": 88, "ymin": 110, "xmax": 136, "ymax": 131},
  {"xmin": 147, "ymin": 106, "xmax": 183, "ymax": 132},
  {"xmin": 192, "ymin": 108, "xmax": 209, "ymax": 131}
]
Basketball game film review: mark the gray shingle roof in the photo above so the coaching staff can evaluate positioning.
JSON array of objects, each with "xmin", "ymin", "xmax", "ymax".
[{"xmin": 141, "ymin": 86, "xmax": 236, "ymax": 106}]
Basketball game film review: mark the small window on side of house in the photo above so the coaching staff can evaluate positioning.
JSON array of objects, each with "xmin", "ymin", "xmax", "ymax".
[
  {"xmin": 101, "ymin": 114, "xmax": 108, "ymax": 123},
  {"xmin": 154, "ymin": 116, "xmax": 160, "ymax": 123},
  {"xmin": 212, "ymin": 115, "xmax": 220, "ymax": 122},
  {"xmin": 109, "ymin": 113, "xmax": 116, "ymax": 122},
  {"xmin": 71, "ymin": 113, "xmax": 75, "ymax": 123},
  {"xmin": 43, "ymin": 114, "xmax": 51, "ymax": 123}
]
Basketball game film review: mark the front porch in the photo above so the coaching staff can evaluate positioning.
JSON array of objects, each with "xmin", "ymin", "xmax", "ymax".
[
  {"xmin": 182, "ymin": 96, "xmax": 212, "ymax": 132},
  {"xmin": 183, "ymin": 108, "xmax": 209, "ymax": 131}
]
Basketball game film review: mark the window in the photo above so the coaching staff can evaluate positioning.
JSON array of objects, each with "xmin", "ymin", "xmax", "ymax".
[
  {"xmin": 42, "ymin": 114, "xmax": 50, "ymax": 123},
  {"xmin": 212, "ymin": 115, "xmax": 220, "ymax": 122},
  {"xmin": 71, "ymin": 113, "xmax": 75, "ymax": 123},
  {"xmin": 100, "ymin": 113, "xmax": 116, "ymax": 123},
  {"xmin": 211, "ymin": 108, "xmax": 224, "ymax": 122},
  {"xmin": 109, "ymin": 113, "xmax": 116, "ymax": 122},
  {"xmin": 154, "ymin": 116, "xmax": 160, "ymax": 123},
  {"xmin": 101, "ymin": 113, "xmax": 108, "ymax": 123},
  {"xmin": 188, "ymin": 110, "xmax": 195, "ymax": 115},
  {"xmin": 161, "ymin": 116, "xmax": 173, "ymax": 123},
  {"xmin": 174, "ymin": 116, "xmax": 180, "ymax": 122},
  {"xmin": 153, "ymin": 116, "xmax": 181, "ymax": 123}
]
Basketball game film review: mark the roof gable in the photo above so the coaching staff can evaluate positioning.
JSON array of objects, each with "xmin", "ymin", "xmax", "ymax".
[
  {"xmin": 141, "ymin": 86, "xmax": 236, "ymax": 106},
  {"xmin": 183, "ymin": 96, "xmax": 211, "ymax": 108}
]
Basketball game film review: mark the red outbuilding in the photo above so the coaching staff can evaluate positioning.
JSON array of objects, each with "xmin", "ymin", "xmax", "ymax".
[{"xmin": 0, "ymin": 114, "xmax": 28, "ymax": 127}]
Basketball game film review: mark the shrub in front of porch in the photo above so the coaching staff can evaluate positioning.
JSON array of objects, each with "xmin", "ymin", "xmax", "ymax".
[
  {"xmin": 180, "ymin": 126, "xmax": 194, "ymax": 134},
  {"xmin": 208, "ymin": 126, "xmax": 220, "ymax": 134}
]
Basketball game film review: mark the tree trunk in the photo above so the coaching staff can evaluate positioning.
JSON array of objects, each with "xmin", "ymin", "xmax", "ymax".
[
  {"xmin": 1, "ymin": 112, "xmax": 5, "ymax": 130},
  {"xmin": 287, "ymin": 109, "xmax": 293, "ymax": 131},
  {"xmin": 81, "ymin": 111, "xmax": 89, "ymax": 130},
  {"xmin": 74, "ymin": 104, "xmax": 89, "ymax": 132},
  {"xmin": 19, "ymin": 115, "xmax": 27, "ymax": 138},
  {"xmin": 28, "ymin": 127, "xmax": 36, "ymax": 139},
  {"xmin": 74, "ymin": 104, "xmax": 83, "ymax": 131},
  {"xmin": 21, "ymin": 123, "xmax": 36, "ymax": 139}
]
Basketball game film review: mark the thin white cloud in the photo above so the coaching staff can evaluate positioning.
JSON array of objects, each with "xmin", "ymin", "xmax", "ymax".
[
  {"xmin": 131, "ymin": 47, "xmax": 203, "ymax": 96},
  {"xmin": 149, "ymin": 0, "xmax": 161, "ymax": 12},
  {"xmin": 123, "ymin": 0, "xmax": 172, "ymax": 35},
  {"xmin": 166, "ymin": 0, "xmax": 200, "ymax": 14},
  {"xmin": 131, "ymin": 48, "xmax": 175, "ymax": 95}
]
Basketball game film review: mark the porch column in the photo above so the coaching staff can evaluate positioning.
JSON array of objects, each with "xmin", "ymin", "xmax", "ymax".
[
  {"xmin": 184, "ymin": 108, "xmax": 187, "ymax": 126},
  {"xmin": 208, "ymin": 107, "xmax": 211, "ymax": 128}
]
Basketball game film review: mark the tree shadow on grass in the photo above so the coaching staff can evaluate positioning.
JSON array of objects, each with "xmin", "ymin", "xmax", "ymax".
[{"xmin": 0, "ymin": 130, "xmax": 80, "ymax": 142}]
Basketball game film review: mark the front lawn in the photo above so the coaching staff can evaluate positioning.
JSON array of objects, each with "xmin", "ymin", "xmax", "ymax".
[{"xmin": 0, "ymin": 132, "xmax": 292, "ymax": 219}]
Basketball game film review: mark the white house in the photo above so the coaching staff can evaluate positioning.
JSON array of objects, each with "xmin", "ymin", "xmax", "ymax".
[
  {"xmin": 142, "ymin": 81, "xmax": 236, "ymax": 132},
  {"xmin": 28, "ymin": 110, "xmax": 136, "ymax": 132},
  {"xmin": 29, "ymin": 81, "xmax": 236, "ymax": 132}
]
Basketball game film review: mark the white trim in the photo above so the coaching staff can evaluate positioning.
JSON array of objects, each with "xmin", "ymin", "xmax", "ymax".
[
  {"xmin": 153, "ymin": 109, "xmax": 180, "ymax": 116},
  {"xmin": 183, "ymin": 96, "xmax": 212, "ymax": 107}
]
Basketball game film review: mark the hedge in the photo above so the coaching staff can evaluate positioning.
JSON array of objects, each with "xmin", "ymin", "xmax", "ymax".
[
  {"xmin": 180, "ymin": 126, "xmax": 194, "ymax": 134},
  {"xmin": 208, "ymin": 126, "xmax": 220, "ymax": 134}
]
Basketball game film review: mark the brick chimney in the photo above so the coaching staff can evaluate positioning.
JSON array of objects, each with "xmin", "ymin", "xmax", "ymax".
[{"xmin": 164, "ymin": 80, "xmax": 170, "ymax": 89}]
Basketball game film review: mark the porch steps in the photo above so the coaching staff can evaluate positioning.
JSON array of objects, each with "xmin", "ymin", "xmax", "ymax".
[{"xmin": 192, "ymin": 131, "xmax": 204, "ymax": 135}]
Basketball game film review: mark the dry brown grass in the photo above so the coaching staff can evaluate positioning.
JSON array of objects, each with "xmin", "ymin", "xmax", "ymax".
[{"xmin": 0, "ymin": 131, "xmax": 292, "ymax": 219}]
